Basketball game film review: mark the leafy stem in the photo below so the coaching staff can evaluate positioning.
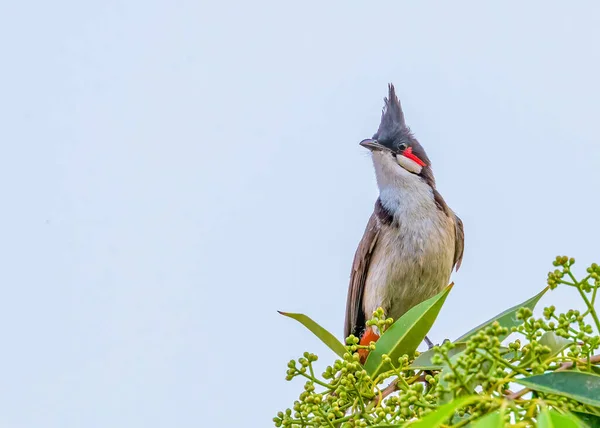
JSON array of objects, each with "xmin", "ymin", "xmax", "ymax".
[
  {"xmin": 573, "ymin": 276, "xmax": 600, "ymax": 333},
  {"xmin": 275, "ymin": 257, "xmax": 600, "ymax": 428},
  {"xmin": 483, "ymin": 349, "xmax": 530, "ymax": 377}
]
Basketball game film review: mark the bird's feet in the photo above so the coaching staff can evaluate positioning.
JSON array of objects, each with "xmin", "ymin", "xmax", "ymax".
[
  {"xmin": 424, "ymin": 335, "xmax": 435, "ymax": 350},
  {"xmin": 423, "ymin": 336, "xmax": 450, "ymax": 350}
]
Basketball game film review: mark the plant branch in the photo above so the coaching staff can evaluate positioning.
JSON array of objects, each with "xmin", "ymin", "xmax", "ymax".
[
  {"xmin": 372, "ymin": 372, "xmax": 429, "ymax": 407},
  {"xmin": 507, "ymin": 353, "xmax": 600, "ymax": 400},
  {"xmin": 576, "ymin": 285, "xmax": 600, "ymax": 334},
  {"xmin": 373, "ymin": 379, "xmax": 399, "ymax": 406}
]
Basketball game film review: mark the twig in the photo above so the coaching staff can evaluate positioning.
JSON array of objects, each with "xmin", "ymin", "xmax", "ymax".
[
  {"xmin": 507, "ymin": 387, "xmax": 530, "ymax": 400},
  {"xmin": 373, "ymin": 373, "xmax": 428, "ymax": 406},
  {"xmin": 507, "ymin": 354, "xmax": 600, "ymax": 400},
  {"xmin": 374, "ymin": 379, "xmax": 399, "ymax": 406}
]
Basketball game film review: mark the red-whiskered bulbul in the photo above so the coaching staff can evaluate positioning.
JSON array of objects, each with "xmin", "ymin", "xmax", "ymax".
[{"xmin": 344, "ymin": 84, "xmax": 464, "ymax": 360}]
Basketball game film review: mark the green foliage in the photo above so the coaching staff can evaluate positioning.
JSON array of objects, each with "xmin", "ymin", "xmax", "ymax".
[
  {"xmin": 455, "ymin": 286, "xmax": 549, "ymax": 343},
  {"xmin": 278, "ymin": 311, "xmax": 347, "ymax": 358},
  {"xmin": 364, "ymin": 284, "xmax": 453, "ymax": 378},
  {"xmin": 274, "ymin": 257, "xmax": 600, "ymax": 427}
]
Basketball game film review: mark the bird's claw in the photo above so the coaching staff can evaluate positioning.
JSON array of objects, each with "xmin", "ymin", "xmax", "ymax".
[{"xmin": 424, "ymin": 335, "xmax": 435, "ymax": 350}]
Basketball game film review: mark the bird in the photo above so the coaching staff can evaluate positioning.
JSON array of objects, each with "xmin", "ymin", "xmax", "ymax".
[{"xmin": 344, "ymin": 84, "xmax": 464, "ymax": 362}]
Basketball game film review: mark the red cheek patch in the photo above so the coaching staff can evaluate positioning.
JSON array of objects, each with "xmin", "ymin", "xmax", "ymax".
[{"xmin": 403, "ymin": 147, "xmax": 427, "ymax": 167}]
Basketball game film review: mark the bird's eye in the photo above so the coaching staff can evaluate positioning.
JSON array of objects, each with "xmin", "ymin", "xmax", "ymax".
[{"xmin": 398, "ymin": 143, "xmax": 408, "ymax": 151}]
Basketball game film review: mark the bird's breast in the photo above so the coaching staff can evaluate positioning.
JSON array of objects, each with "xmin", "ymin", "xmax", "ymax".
[{"xmin": 363, "ymin": 185, "xmax": 455, "ymax": 323}]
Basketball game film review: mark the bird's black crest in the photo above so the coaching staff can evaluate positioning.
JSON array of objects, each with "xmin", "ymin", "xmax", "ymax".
[
  {"xmin": 373, "ymin": 84, "xmax": 407, "ymax": 142},
  {"xmin": 372, "ymin": 83, "xmax": 436, "ymax": 188}
]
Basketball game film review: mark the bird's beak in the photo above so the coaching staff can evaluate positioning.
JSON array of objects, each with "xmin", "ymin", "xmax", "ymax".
[{"xmin": 359, "ymin": 139, "xmax": 394, "ymax": 153}]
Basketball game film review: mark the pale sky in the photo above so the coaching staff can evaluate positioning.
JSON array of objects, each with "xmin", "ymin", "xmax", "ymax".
[{"xmin": 1, "ymin": 1, "xmax": 599, "ymax": 427}]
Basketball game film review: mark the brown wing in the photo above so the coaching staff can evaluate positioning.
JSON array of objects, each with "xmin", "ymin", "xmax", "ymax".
[
  {"xmin": 453, "ymin": 214, "xmax": 465, "ymax": 271},
  {"xmin": 432, "ymin": 189, "xmax": 464, "ymax": 272},
  {"xmin": 344, "ymin": 199, "xmax": 391, "ymax": 339}
]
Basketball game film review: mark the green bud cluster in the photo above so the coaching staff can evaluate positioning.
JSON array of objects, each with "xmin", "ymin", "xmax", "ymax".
[
  {"xmin": 275, "ymin": 257, "xmax": 600, "ymax": 427},
  {"xmin": 365, "ymin": 307, "xmax": 394, "ymax": 333}
]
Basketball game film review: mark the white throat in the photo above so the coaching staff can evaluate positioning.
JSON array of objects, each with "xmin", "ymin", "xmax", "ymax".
[{"xmin": 371, "ymin": 151, "xmax": 434, "ymax": 215}]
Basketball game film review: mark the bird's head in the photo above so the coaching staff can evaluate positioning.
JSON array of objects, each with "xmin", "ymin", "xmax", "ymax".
[{"xmin": 360, "ymin": 84, "xmax": 435, "ymax": 188}]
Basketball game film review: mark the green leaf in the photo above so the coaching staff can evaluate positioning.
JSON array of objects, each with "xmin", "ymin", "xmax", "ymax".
[
  {"xmin": 412, "ymin": 342, "xmax": 476, "ymax": 405},
  {"xmin": 278, "ymin": 311, "xmax": 346, "ymax": 358},
  {"xmin": 538, "ymin": 408, "xmax": 584, "ymax": 428},
  {"xmin": 573, "ymin": 411, "xmax": 600, "ymax": 427},
  {"xmin": 410, "ymin": 342, "xmax": 467, "ymax": 370},
  {"xmin": 437, "ymin": 356, "xmax": 491, "ymax": 404},
  {"xmin": 499, "ymin": 347, "xmax": 520, "ymax": 362},
  {"xmin": 455, "ymin": 286, "xmax": 549, "ymax": 342},
  {"xmin": 514, "ymin": 371, "xmax": 600, "ymax": 408},
  {"xmin": 519, "ymin": 331, "xmax": 572, "ymax": 368},
  {"xmin": 411, "ymin": 343, "xmax": 510, "ymax": 373},
  {"xmin": 404, "ymin": 395, "xmax": 480, "ymax": 427},
  {"xmin": 470, "ymin": 411, "xmax": 504, "ymax": 427},
  {"xmin": 436, "ymin": 351, "xmax": 464, "ymax": 404},
  {"xmin": 364, "ymin": 284, "xmax": 453, "ymax": 378},
  {"xmin": 539, "ymin": 331, "xmax": 572, "ymax": 360}
]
